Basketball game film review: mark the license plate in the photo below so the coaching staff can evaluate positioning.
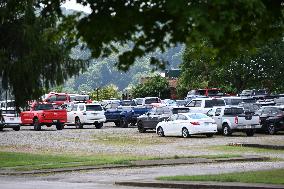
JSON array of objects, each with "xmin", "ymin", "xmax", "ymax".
[
  {"xmin": 9, "ymin": 118, "xmax": 14, "ymax": 121},
  {"xmin": 245, "ymin": 125, "xmax": 251, "ymax": 128},
  {"xmin": 53, "ymin": 120, "xmax": 58, "ymax": 122}
]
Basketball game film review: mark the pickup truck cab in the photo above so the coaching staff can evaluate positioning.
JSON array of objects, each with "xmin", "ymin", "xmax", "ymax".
[
  {"xmin": 186, "ymin": 98, "xmax": 225, "ymax": 114},
  {"xmin": 65, "ymin": 103, "xmax": 106, "ymax": 129},
  {"xmin": 20, "ymin": 103, "xmax": 67, "ymax": 131},
  {"xmin": 207, "ymin": 106, "xmax": 261, "ymax": 136}
]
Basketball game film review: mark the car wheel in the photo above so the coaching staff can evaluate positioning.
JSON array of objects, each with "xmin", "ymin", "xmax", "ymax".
[
  {"xmin": 33, "ymin": 118, "xmax": 41, "ymax": 131},
  {"xmin": 157, "ymin": 127, "xmax": 164, "ymax": 137},
  {"xmin": 120, "ymin": 118, "xmax": 128, "ymax": 128},
  {"xmin": 182, "ymin": 128, "xmax": 190, "ymax": 138},
  {"xmin": 206, "ymin": 133, "xmax": 214, "ymax": 138},
  {"xmin": 115, "ymin": 121, "xmax": 120, "ymax": 127},
  {"xmin": 75, "ymin": 117, "xmax": 83, "ymax": 129},
  {"xmin": 0, "ymin": 126, "xmax": 3, "ymax": 131},
  {"xmin": 13, "ymin": 126, "xmax": 20, "ymax": 131},
  {"xmin": 95, "ymin": 122, "xmax": 103, "ymax": 129},
  {"xmin": 56, "ymin": 123, "xmax": 63, "ymax": 130},
  {"xmin": 222, "ymin": 124, "xmax": 232, "ymax": 136},
  {"xmin": 137, "ymin": 121, "xmax": 146, "ymax": 133},
  {"xmin": 267, "ymin": 124, "xmax": 276, "ymax": 135},
  {"xmin": 246, "ymin": 129, "xmax": 255, "ymax": 137}
]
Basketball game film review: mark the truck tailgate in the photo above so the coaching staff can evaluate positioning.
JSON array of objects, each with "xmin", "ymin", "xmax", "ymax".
[
  {"xmin": 238, "ymin": 114, "xmax": 259, "ymax": 125},
  {"xmin": 43, "ymin": 110, "xmax": 67, "ymax": 121}
]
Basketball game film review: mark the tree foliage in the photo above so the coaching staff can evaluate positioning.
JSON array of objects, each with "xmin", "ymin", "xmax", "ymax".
[
  {"xmin": 178, "ymin": 39, "xmax": 284, "ymax": 95},
  {"xmin": 90, "ymin": 84, "xmax": 120, "ymax": 101},
  {"xmin": 0, "ymin": 1, "xmax": 87, "ymax": 106},
  {"xmin": 132, "ymin": 75, "xmax": 170, "ymax": 99}
]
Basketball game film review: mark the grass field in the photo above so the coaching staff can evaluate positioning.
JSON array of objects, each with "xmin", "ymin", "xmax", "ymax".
[{"xmin": 157, "ymin": 169, "xmax": 284, "ymax": 185}]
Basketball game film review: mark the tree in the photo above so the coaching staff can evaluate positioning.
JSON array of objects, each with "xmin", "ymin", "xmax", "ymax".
[
  {"xmin": 132, "ymin": 75, "xmax": 171, "ymax": 99},
  {"xmin": 90, "ymin": 84, "xmax": 120, "ymax": 101},
  {"xmin": 1, "ymin": 1, "xmax": 283, "ymax": 105},
  {"xmin": 0, "ymin": 1, "xmax": 87, "ymax": 106},
  {"xmin": 178, "ymin": 39, "xmax": 284, "ymax": 95}
]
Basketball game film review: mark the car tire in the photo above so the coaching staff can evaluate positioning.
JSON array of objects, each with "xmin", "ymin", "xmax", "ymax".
[
  {"xmin": 120, "ymin": 118, "xmax": 128, "ymax": 128},
  {"xmin": 222, "ymin": 124, "xmax": 232, "ymax": 136},
  {"xmin": 182, "ymin": 128, "xmax": 190, "ymax": 138},
  {"xmin": 206, "ymin": 133, "xmax": 214, "ymax": 138},
  {"xmin": 75, "ymin": 117, "xmax": 83, "ymax": 129},
  {"xmin": 115, "ymin": 121, "xmax": 120, "ymax": 127},
  {"xmin": 33, "ymin": 118, "xmax": 41, "ymax": 131},
  {"xmin": 95, "ymin": 122, "xmax": 103, "ymax": 129},
  {"xmin": 246, "ymin": 129, "xmax": 255, "ymax": 137},
  {"xmin": 13, "ymin": 126, "xmax": 20, "ymax": 131},
  {"xmin": 0, "ymin": 126, "xmax": 3, "ymax": 131},
  {"xmin": 56, "ymin": 123, "xmax": 63, "ymax": 130},
  {"xmin": 267, "ymin": 124, "xmax": 276, "ymax": 135},
  {"xmin": 157, "ymin": 127, "xmax": 164, "ymax": 137},
  {"xmin": 137, "ymin": 121, "xmax": 146, "ymax": 133}
]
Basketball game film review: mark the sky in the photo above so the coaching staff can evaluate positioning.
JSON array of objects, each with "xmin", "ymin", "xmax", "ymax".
[{"xmin": 61, "ymin": 0, "xmax": 92, "ymax": 14}]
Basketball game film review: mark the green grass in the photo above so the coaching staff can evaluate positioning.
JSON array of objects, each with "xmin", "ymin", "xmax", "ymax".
[
  {"xmin": 92, "ymin": 134, "xmax": 167, "ymax": 146},
  {"xmin": 0, "ymin": 151, "xmax": 147, "ymax": 171},
  {"xmin": 157, "ymin": 169, "xmax": 284, "ymax": 185},
  {"xmin": 208, "ymin": 145, "xmax": 284, "ymax": 154},
  {"xmin": 0, "ymin": 151, "xmax": 243, "ymax": 172}
]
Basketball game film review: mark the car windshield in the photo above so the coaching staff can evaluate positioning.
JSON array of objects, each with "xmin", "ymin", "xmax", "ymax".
[
  {"xmin": 175, "ymin": 100, "xmax": 187, "ymax": 106},
  {"xmin": 86, "ymin": 105, "xmax": 103, "ymax": 111},
  {"xmin": 136, "ymin": 98, "xmax": 144, "ymax": 105},
  {"xmin": 241, "ymin": 90, "xmax": 252, "ymax": 95},
  {"xmin": 208, "ymin": 90, "xmax": 222, "ymax": 96},
  {"xmin": 34, "ymin": 104, "xmax": 54, "ymax": 110},
  {"xmin": 188, "ymin": 114, "xmax": 209, "ymax": 119},
  {"xmin": 255, "ymin": 90, "xmax": 267, "ymax": 95}
]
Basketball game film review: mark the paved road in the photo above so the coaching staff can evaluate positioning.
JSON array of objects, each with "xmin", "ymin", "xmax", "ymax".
[{"xmin": 0, "ymin": 161, "xmax": 284, "ymax": 189}]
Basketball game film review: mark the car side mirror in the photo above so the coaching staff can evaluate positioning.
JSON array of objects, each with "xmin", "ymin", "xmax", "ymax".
[{"xmin": 215, "ymin": 113, "xmax": 220, "ymax": 116}]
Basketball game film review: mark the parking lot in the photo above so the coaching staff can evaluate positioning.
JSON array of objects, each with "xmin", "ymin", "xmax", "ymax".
[{"xmin": 1, "ymin": 123, "xmax": 284, "ymax": 160}]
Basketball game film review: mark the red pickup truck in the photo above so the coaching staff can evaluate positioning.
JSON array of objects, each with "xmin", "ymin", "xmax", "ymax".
[{"xmin": 20, "ymin": 103, "xmax": 67, "ymax": 131}]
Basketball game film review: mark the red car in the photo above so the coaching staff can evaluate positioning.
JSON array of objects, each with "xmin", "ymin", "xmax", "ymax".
[{"xmin": 20, "ymin": 102, "xmax": 67, "ymax": 131}]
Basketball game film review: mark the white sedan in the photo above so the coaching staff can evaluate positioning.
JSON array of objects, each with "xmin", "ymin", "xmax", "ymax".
[{"xmin": 156, "ymin": 113, "xmax": 217, "ymax": 138}]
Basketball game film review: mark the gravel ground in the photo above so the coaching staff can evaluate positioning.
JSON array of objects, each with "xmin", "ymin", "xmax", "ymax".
[{"xmin": 0, "ymin": 123, "xmax": 284, "ymax": 159}]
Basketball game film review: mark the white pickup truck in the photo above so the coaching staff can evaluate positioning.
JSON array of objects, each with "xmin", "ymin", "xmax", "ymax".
[
  {"xmin": 65, "ymin": 103, "xmax": 106, "ymax": 129},
  {"xmin": 186, "ymin": 98, "xmax": 225, "ymax": 114},
  {"xmin": 207, "ymin": 106, "xmax": 261, "ymax": 136}
]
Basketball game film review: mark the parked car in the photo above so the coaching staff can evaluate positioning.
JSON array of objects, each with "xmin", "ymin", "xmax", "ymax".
[
  {"xmin": 238, "ymin": 103, "xmax": 262, "ymax": 114},
  {"xmin": 65, "ymin": 103, "xmax": 106, "ymax": 129},
  {"xmin": 142, "ymin": 97, "xmax": 161, "ymax": 106},
  {"xmin": 20, "ymin": 102, "xmax": 67, "ymax": 131},
  {"xmin": 255, "ymin": 106, "xmax": 284, "ymax": 135},
  {"xmin": 222, "ymin": 97, "xmax": 243, "ymax": 106},
  {"xmin": 240, "ymin": 89, "xmax": 269, "ymax": 99},
  {"xmin": 137, "ymin": 106, "xmax": 172, "ymax": 133},
  {"xmin": 0, "ymin": 109, "xmax": 21, "ymax": 131},
  {"xmin": 207, "ymin": 106, "xmax": 261, "ymax": 136},
  {"xmin": 104, "ymin": 105, "xmax": 134, "ymax": 127},
  {"xmin": 186, "ymin": 88, "xmax": 224, "ymax": 99},
  {"xmin": 186, "ymin": 98, "xmax": 225, "ymax": 114},
  {"xmin": 156, "ymin": 113, "xmax": 217, "ymax": 138}
]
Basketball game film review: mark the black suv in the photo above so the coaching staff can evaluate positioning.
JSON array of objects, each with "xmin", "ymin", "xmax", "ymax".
[{"xmin": 255, "ymin": 107, "xmax": 284, "ymax": 135}]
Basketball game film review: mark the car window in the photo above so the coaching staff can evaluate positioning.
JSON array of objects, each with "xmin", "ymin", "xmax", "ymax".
[
  {"xmin": 57, "ymin": 95, "xmax": 67, "ymax": 101},
  {"xmin": 34, "ymin": 104, "xmax": 54, "ymax": 110},
  {"xmin": 86, "ymin": 105, "xmax": 103, "ymax": 111},
  {"xmin": 262, "ymin": 108, "xmax": 271, "ymax": 114},
  {"xmin": 224, "ymin": 108, "xmax": 244, "ymax": 115},
  {"xmin": 186, "ymin": 100, "xmax": 196, "ymax": 107},
  {"xmin": 194, "ymin": 100, "xmax": 202, "ymax": 107},
  {"xmin": 48, "ymin": 95, "xmax": 56, "ymax": 102},
  {"xmin": 168, "ymin": 114, "xmax": 178, "ymax": 121},
  {"xmin": 72, "ymin": 105, "xmax": 78, "ymax": 111},
  {"xmin": 177, "ymin": 114, "xmax": 187, "ymax": 120},
  {"xmin": 205, "ymin": 99, "xmax": 225, "ymax": 108},
  {"xmin": 207, "ymin": 109, "xmax": 214, "ymax": 117},
  {"xmin": 172, "ymin": 108, "xmax": 190, "ymax": 114},
  {"xmin": 215, "ymin": 108, "xmax": 222, "ymax": 116},
  {"xmin": 79, "ymin": 105, "xmax": 84, "ymax": 111}
]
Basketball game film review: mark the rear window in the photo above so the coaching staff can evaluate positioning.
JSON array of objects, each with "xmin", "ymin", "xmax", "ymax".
[
  {"xmin": 145, "ymin": 98, "xmax": 160, "ymax": 104},
  {"xmin": 224, "ymin": 99, "xmax": 243, "ymax": 105},
  {"xmin": 1, "ymin": 110, "xmax": 16, "ymax": 114},
  {"xmin": 172, "ymin": 108, "xmax": 190, "ymax": 114},
  {"xmin": 121, "ymin": 100, "xmax": 136, "ymax": 106},
  {"xmin": 56, "ymin": 95, "xmax": 67, "ymax": 101},
  {"xmin": 204, "ymin": 99, "xmax": 225, "ymax": 108},
  {"xmin": 188, "ymin": 114, "xmax": 209, "ymax": 119},
  {"xmin": 224, "ymin": 108, "xmax": 244, "ymax": 115},
  {"xmin": 34, "ymin": 104, "xmax": 54, "ymax": 110},
  {"xmin": 86, "ymin": 105, "xmax": 103, "ymax": 111}
]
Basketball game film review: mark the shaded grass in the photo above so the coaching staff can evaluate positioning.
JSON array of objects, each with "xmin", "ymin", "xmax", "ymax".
[
  {"xmin": 157, "ymin": 169, "xmax": 284, "ymax": 185},
  {"xmin": 209, "ymin": 145, "xmax": 284, "ymax": 154}
]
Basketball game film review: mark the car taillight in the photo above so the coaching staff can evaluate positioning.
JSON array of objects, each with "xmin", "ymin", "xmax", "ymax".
[
  {"xmin": 234, "ymin": 116, "xmax": 238, "ymax": 124},
  {"xmin": 190, "ymin": 122, "xmax": 200, "ymax": 125}
]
